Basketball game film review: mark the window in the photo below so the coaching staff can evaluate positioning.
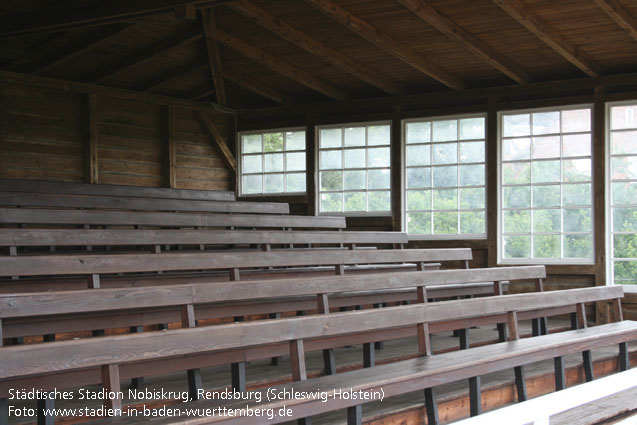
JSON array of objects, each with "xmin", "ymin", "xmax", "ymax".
[
  {"xmin": 403, "ymin": 115, "xmax": 486, "ymax": 238},
  {"xmin": 498, "ymin": 106, "xmax": 593, "ymax": 264},
  {"xmin": 238, "ymin": 129, "xmax": 306, "ymax": 195},
  {"xmin": 317, "ymin": 122, "xmax": 391, "ymax": 215},
  {"xmin": 608, "ymin": 102, "xmax": 637, "ymax": 285}
]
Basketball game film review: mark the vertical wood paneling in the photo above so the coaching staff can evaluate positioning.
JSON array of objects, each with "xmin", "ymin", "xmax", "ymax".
[{"xmin": 83, "ymin": 93, "xmax": 99, "ymax": 183}]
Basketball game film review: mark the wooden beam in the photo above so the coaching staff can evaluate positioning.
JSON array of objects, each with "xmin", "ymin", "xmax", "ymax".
[
  {"xmin": 304, "ymin": 0, "xmax": 464, "ymax": 90},
  {"xmin": 83, "ymin": 94, "xmax": 99, "ymax": 184},
  {"xmin": 592, "ymin": 0, "xmax": 637, "ymax": 42},
  {"xmin": 201, "ymin": 8, "xmax": 227, "ymax": 106},
  {"xmin": 223, "ymin": 66, "xmax": 293, "ymax": 104},
  {"xmin": 397, "ymin": 0, "xmax": 530, "ymax": 84},
  {"xmin": 216, "ymin": 29, "xmax": 347, "ymax": 101},
  {"xmin": 163, "ymin": 106, "xmax": 177, "ymax": 188},
  {"xmin": 229, "ymin": 1, "xmax": 403, "ymax": 95},
  {"xmin": 175, "ymin": 4, "xmax": 198, "ymax": 20},
  {"xmin": 195, "ymin": 111, "xmax": 236, "ymax": 171},
  {"xmin": 0, "ymin": 0, "xmax": 235, "ymax": 39},
  {"xmin": 143, "ymin": 59, "xmax": 208, "ymax": 92},
  {"xmin": 491, "ymin": 0, "xmax": 600, "ymax": 77},
  {"xmin": 86, "ymin": 25, "xmax": 202, "ymax": 83}
]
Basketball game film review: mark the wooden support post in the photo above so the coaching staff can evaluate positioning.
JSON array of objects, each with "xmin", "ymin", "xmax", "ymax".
[
  {"xmin": 554, "ymin": 356, "xmax": 566, "ymax": 390},
  {"xmin": 290, "ymin": 339, "xmax": 307, "ymax": 381},
  {"xmin": 8, "ymin": 246, "xmax": 17, "ymax": 256},
  {"xmin": 88, "ymin": 274, "xmax": 100, "ymax": 289},
  {"xmin": 507, "ymin": 311, "xmax": 519, "ymax": 341},
  {"xmin": 154, "ymin": 244, "xmax": 161, "ymax": 254},
  {"xmin": 231, "ymin": 362, "xmax": 246, "ymax": 392},
  {"xmin": 83, "ymin": 93, "xmax": 99, "ymax": 184},
  {"xmin": 43, "ymin": 334, "xmax": 55, "ymax": 342},
  {"xmin": 577, "ymin": 303, "xmax": 588, "ymax": 328},
  {"xmin": 181, "ymin": 304, "xmax": 202, "ymax": 400},
  {"xmin": 269, "ymin": 312, "xmax": 282, "ymax": 366},
  {"xmin": 36, "ymin": 396, "xmax": 54, "ymax": 425},
  {"xmin": 229, "ymin": 268, "xmax": 240, "ymax": 281},
  {"xmin": 514, "ymin": 366, "xmax": 527, "ymax": 402},
  {"xmin": 101, "ymin": 364, "xmax": 122, "ymax": 412},
  {"xmin": 469, "ymin": 376, "xmax": 482, "ymax": 416},
  {"xmin": 593, "ymin": 85, "xmax": 608, "ymax": 324},
  {"xmin": 92, "ymin": 329, "xmax": 105, "ymax": 337},
  {"xmin": 583, "ymin": 350, "xmax": 595, "ymax": 382},
  {"xmin": 317, "ymin": 294, "xmax": 336, "ymax": 376},
  {"xmin": 335, "ymin": 264, "xmax": 345, "ymax": 275},
  {"xmin": 363, "ymin": 343, "xmax": 375, "ymax": 368},
  {"xmin": 424, "ymin": 387, "xmax": 439, "ymax": 425},
  {"xmin": 417, "ymin": 322, "xmax": 432, "ymax": 356},
  {"xmin": 347, "ymin": 405, "xmax": 362, "ymax": 425},
  {"xmin": 162, "ymin": 105, "xmax": 177, "ymax": 188},
  {"xmin": 612, "ymin": 298, "xmax": 623, "ymax": 321},
  {"xmin": 570, "ymin": 312, "xmax": 579, "ymax": 330},
  {"xmin": 373, "ymin": 303, "xmax": 384, "ymax": 350},
  {"xmin": 130, "ymin": 326, "xmax": 144, "ymax": 389},
  {"xmin": 619, "ymin": 342, "xmax": 629, "ymax": 371}
]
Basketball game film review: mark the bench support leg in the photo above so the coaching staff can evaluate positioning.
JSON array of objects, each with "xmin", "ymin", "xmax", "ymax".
[
  {"xmin": 187, "ymin": 369, "xmax": 203, "ymax": 401},
  {"xmin": 363, "ymin": 343, "xmax": 375, "ymax": 368},
  {"xmin": 92, "ymin": 329, "xmax": 105, "ymax": 337},
  {"xmin": 497, "ymin": 323, "xmax": 507, "ymax": 342},
  {"xmin": 554, "ymin": 356, "xmax": 566, "ymax": 390},
  {"xmin": 570, "ymin": 312, "xmax": 578, "ymax": 330},
  {"xmin": 322, "ymin": 349, "xmax": 336, "ymax": 376},
  {"xmin": 297, "ymin": 419, "xmax": 312, "ymax": 425},
  {"xmin": 43, "ymin": 334, "xmax": 55, "ymax": 342},
  {"xmin": 269, "ymin": 313, "xmax": 282, "ymax": 365},
  {"xmin": 424, "ymin": 388, "xmax": 439, "ymax": 425},
  {"xmin": 231, "ymin": 362, "xmax": 246, "ymax": 392},
  {"xmin": 347, "ymin": 405, "xmax": 362, "ymax": 425},
  {"xmin": 514, "ymin": 366, "xmax": 527, "ymax": 402},
  {"xmin": 458, "ymin": 328, "xmax": 469, "ymax": 350},
  {"xmin": 373, "ymin": 304, "xmax": 384, "ymax": 350},
  {"xmin": 37, "ymin": 396, "xmax": 55, "ymax": 425},
  {"xmin": 0, "ymin": 398, "xmax": 8, "ymax": 425},
  {"xmin": 130, "ymin": 326, "xmax": 144, "ymax": 389},
  {"xmin": 582, "ymin": 350, "xmax": 594, "ymax": 382},
  {"xmin": 619, "ymin": 342, "xmax": 629, "ymax": 372},
  {"xmin": 469, "ymin": 376, "xmax": 481, "ymax": 416}
]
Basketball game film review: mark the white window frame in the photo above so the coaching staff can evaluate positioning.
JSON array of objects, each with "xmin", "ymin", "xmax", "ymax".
[
  {"xmin": 237, "ymin": 127, "xmax": 307, "ymax": 197},
  {"xmin": 402, "ymin": 113, "xmax": 487, "ymax": 240},
  {"xmin": 315, "ymin": 120, "xmax": 392, "ymax": 217},
  {"xmin": 497, "ymin": 104, "xmax": 595, "ymax": 265},
  {"xmin": 606, "ymin": 100, "xmax": 637, "ymax": 286}
]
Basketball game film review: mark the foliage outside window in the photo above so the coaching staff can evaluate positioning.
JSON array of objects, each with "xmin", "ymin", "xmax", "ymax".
[
  {"xmin": 317, "ymin": 123, "xmax": 391, "ymax": 215},
  {"xmin": 499, "ymin": 106, "xmax": 593, "ymax": 263},
  {"xmin": 239, "ymin": 129, "xmax": 306, "ymax": 195},
  {"xmin": 404, "ymin": 115, "xmax": 486, "ymax": 238},
  {"xmin": 608, "ymin": 102, "xmax": 637, "ymax": 285}
]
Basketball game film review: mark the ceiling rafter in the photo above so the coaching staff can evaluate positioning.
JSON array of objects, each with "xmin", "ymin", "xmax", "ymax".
[
  {"xmin": 491, "ymin": 0, "xmax": 600, "ymax": 77},
  {"xmin": 201, "ymin": 8, "xmax": 228, "ymax": 106},
  {"xmin": 304, "ymin": 0, "xmax": 464, "ymax": 90},
  {"xmin": 144, "ymin": 59, "xmax": 208, "ymax": 92},
  {"xmin": 397, "ymin": 0, "xmax": 530, "ymax": 84},
  {"xmin": 592, "ymin": 0, "xmax": 637, "ymax": 42},
  {"xmin": 229, "ymin": 1, "xmax": 403, "ymax": 95},
  {"xmin": 222, "ymin": 66, "xmax": 294, "ymax": 105},
  {"xmin": 215, "ymin": 29, "xmax": 347, "ymax": 101}
]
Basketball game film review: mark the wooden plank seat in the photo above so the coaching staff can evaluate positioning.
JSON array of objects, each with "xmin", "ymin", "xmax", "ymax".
[
  {"xmin": 0, "ymin": 286, "xmax": 630, "ymax": 425},
  {"xmin": 0, "ymin": 179, "xmax": 236, "ymax": 202},
  {"xmin": 0, "ymin": 192, "xmax": 289, "ymax": 214}
]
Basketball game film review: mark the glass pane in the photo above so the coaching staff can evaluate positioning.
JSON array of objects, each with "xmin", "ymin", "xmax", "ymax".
[
  {"xmin": 344, "ymin": 148, "xmax": 365, "ymax": 168},
  {"xmin": 264, "ymin": 153, "xmax": 283, "ymax": 172},
  {"xmin": 432, "ymin": 120, "xmax": 457, "ymax": 142},
  {"xmin": 264, "ymin": 174, "xmax": 284, "ymax": 193},
  {"xmin": 242, "ymin": 155, "xmax": 262, "ymax": 173},
  {"xmin": 242, "ymin": 134, "xmax": 261, "ymax": 153},
  {"xmin": 406, "ymin": 167, "xmax": 431, "ymax": 188},
  {"xmin": 563, "ymin": 183, "xmax": 591, "ymax": 206},
  {"xmin": 433, "ymin": 189, "xmax": 458, "ymax": 210},
  {"xmin": 368, "ymin": 147, "xmax": 390, "ymax": 167},
  {"xmin": 286, "ymin": 173, "xmax": 305, "ymax": 192},
  {"xmin": 534, "ymin": 235, "xmax": 560, "ymax": 258},
  {"xmin": 344, "ymin": 192, "xmax": 366, "ymax": 212},
  {"xmin": 564, "ymin": 234, "xmax": 593, "ymax": 258},
  {"xmin": 503, "ymin": 186, "xmax": 531, "ymax": 208},
  {"xmin": 503, "ymin": 114, "xmax": 530, "ymax": 137},
  {"xmin": 368, "ymin": 169, "xmax": 390, "ymax": 189},
  {"xmin": 459, "ymin": 141, "xmax": 485, "ymax": 163},
  {"xmin": 533, "ymin": 209, "xmax": 560, "ymax": 233},
  {"xmin": 459, "ymin": 164, "xmax": 484, "ymax": 186},
  {"xmin": 320, "ymin": 150, "xmax": 342, "ymax": 170},
  {"xmin": 407, "ymin": 190, "xmax": 431, "ymax": 211},
  {"xmin": 433, "ymin": 211, "xmax": 458, "ymax": 234},
  {"xmin": 320, "ymin": 171, "xmax": 342, "ymax": 191},
  {"xmin": 611, "ymin": 105, "xmax": 637, "ymax": 130},
  {"xmin": 263, "ymin": 132, "xmax": 284, "ymax": 152},
  {"xmin": 532, "ymin": 136, "xmax": 560, "ymax": 159},
  {"xmin": 320, "ymin": 128, "xmax": 341, "ymax": 148},
  {"xmin": 564, "ymin": 208, "xmax": 592, "ymax": 232},
  {"xmin": 563, "ymin": 159, "xmax": 592, "ymax": 182},
  {"xmin": 433, "ymin": 143, "xmax": 457, "ymax": 164},
  {"xmin": 502, "ymin": 162, "xmax": 530, "ymax": 184},
  {"xmin": 614, "ymin": 235, "xmax": 637, "ymax": 258},
  {"xmin": 612, "ymin": 182, "xmax": 637, "ymax": 205},
  {"xmin": 321, "ymin": 193, "xmax": 342, "ymax": 212},
  {"xmin": 611, "ymin": 130, "xmax": 637, "ymax": 155},
  {"xmin": 562, "ymin": 134, "xmax": 591, "ymax": 157},
  {"xmin": 502, "ymin": 138, "xmax": 531, "ymax": 160},
  {"xmin": 532, "ymin": 160, "xmax": 560, "ymax": 183},
  {"xmin": 533, "ymin": 185, "xmax": 561, "ymax": 207},
  {"xmin": 532, "ymin": 111, "xmax": 560, "ymax": 135},
  {"xmin": 286, "ymin": 131, "xmax": 305, "ymax": 150},
  {"xmin": 286, "ymin": 152, "xmax": 306, "ymax": 171},
  {"xmin": 406, "ymin": 145, "xmax": 431, "ymax": 166},
  {"xmin": 406, "ymin": 122, "xmax": 431, "ymax": 144},
  {"xmin": 344, "ymin": 127, "xmax": 365, "ymax": 147},
  {"xmin": 242, "ymin": 175, "xmax": 261, "ymax": 194},
  {"xmin": 344, "ymin": 170, "xmax": 365, "ymax": 190},
  {"xmin": 503, "ymin": 210, "xmax": 530, "ymax": 233},
  {"xmin": 433, "ymin": 166, "xmax": 457, "ymax": 187},
  {"xmin": 407, "ymin": 212, "xmax": 431, "ymax": 234},
  {"xmin": 562, "ymin": 109, "xmax": 591, "ymax": 133},
  {"xmin": 503, "ymin": 235, "xmax": 531, "ymax": 258},
  {"xmin": 613, "ymin": 208, "xmax": 637, "ymax": 232},
  {"xmin": 368, "ymin": 125, "xmax": 390, "ymax": 146},
  {"xmin": 368, "ymin": 191, "xmax": 390, "ymax": 211},
  {"xmin": 615, "ymin": 261, "xmax": 637, "ymax": 283},
  {"xmin": 612, "ymin": 156, "xmax": 637, "ymax": 180},
  {"xmin": 460, "ymin": 211, "xmax": 485, "ymax": 234},
  {"xmin": 459, "ymin": 117, "xmax": 485, "ymax": 140},
  {"xmin": 460, "ymin": 188, "xmax": 485, "ymax": 209}
]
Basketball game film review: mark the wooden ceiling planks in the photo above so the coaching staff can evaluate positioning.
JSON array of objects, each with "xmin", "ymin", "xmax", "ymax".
[{"xmin": 592, "ymin": 0, "xmax": 637, "ymax": 42}]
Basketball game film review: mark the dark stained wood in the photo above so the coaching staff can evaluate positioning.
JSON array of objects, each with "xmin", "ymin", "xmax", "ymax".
[
  {"xmin": 290, "ymin": 339, "xmax": 307, "ymax": 381},
  {"xmin": 143, "ymin": 59, "xmax": 207, "ymax": 92},
  {"xmin": 162, "ymin": 105, "xmax": 177, "ymax": 188},
  {"xmin": 201, "ymin": 8, "xmax": 228, "ymax": 106},
  {"xmin": 101, "ymin": 364, "xmax": 122, "ymax": 413},
  {"xmin": 195, "ymin": 111, "xmax": 237, "ymax": 172},
  {"xmin": 83, "ymin": 94, "xmax": 99, "ymax": 184},
  {"xmin": 222, "ymin": 66, "xmax": 293, "ymax": 104},
  {"xmin": 486, "ymin": 97, "xmax": 498, "ymax": 267},
  {"xmin": 592, "ymin": 0, "xmax": 637, "ymax": 42}
]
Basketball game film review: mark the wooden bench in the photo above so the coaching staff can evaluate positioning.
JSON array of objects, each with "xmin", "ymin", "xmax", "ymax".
[{"xmin": 0, "ymin": 286, "xmax": 631, "ymax": 425}]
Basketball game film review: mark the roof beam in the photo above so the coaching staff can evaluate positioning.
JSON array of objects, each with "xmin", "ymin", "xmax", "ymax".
[
  {"xmin": 216, "ymin": 29, "xmax": 347, "ymax": 101},
  {"xmin": 229, "ymin": 1, "xmax": 403, "ymax": 95},
  {"xmin": 223, "ymin": 66, "xmax": 294, "ymax": 104},
  {"xmin": 0, "ymin": 0, "xmax": 235, "ymax": 39},
  {"xmin": 304, "ymin": 0, "xmax": 464, "ymax": 90},
  {"xmin": 397, "ymin": 0, "xmax": 530, "ymax": 84},
  {"xmin": 491, "ymin": 0, "xmax": 600, "ymax": 77},
  {"xmin": 144, "ymin": 60, "xmax": 208, "ymax": 92},
  {"xmin": 201, "ymin": 8, "xmax": 228, "ymax": 106},
  {"xmin": 592, "ymin": 0, "xmax": 637, "ymax": 42},
  {"xmin": 195, "ymin": 111, "xmax": 237, "ymax": 172},
  {"xmin": 86, "ymin": 25, "xmax": 202, "ymax": 84}
]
